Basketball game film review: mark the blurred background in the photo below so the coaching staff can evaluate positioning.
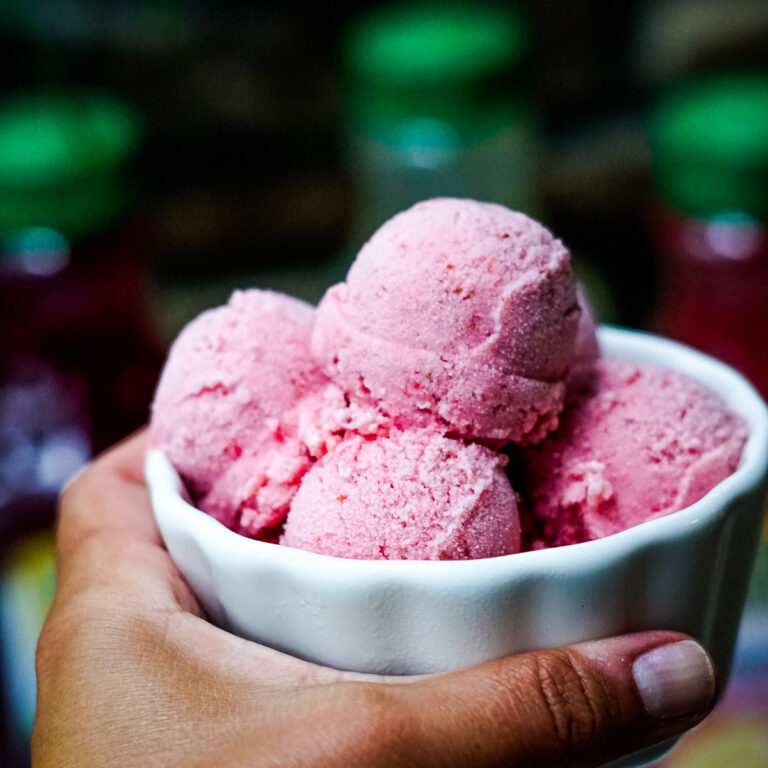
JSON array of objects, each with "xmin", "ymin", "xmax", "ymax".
[{"xmin": 0, "ymin": 1, "xmax": 766, "ymax": 765}]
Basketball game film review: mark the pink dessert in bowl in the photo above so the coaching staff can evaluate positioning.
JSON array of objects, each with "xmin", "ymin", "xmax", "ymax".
[
  {"xmin": 519, "ymin": 359, "xmax": 749, "ymax": 549},
  {"xmin": 149, "ymin": 289, "xmax": 323, "ymax": 535},
  {"xmin": 282, "ymin": 429, "xmax": 520, "ymax": 561},
  {"xmin": 145, "ymin": 199, "xmax": 768, "ymax": 768},
  {"xmin": 150, "ymin": 288, "xmax": 386, "ymax": 538},
  {"xmin": 312, "ymin": 198, "xmax": 579, "ymax": 445}
]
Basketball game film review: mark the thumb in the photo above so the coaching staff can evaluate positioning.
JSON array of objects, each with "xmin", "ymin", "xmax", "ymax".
[{"xmin": 397, "ymin": 631, "xmax": 716, "ymax": 768}]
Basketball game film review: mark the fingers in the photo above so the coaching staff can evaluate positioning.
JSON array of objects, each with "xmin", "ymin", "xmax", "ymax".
[
  {"xmin": 344, "ymin": 631, "xmax": 716, "ymax": 768},
  {"xmin": 54, "ymin": 429, "xmax": 201, "ymax": 615},
  {"xmin": 51, "ymin": 430, "xmax": 360, "ymax": 683},
  {"xmin": 58, "ymin": 429, "xmax": 159, "ymax": 559},
  {"xmin": 57, "ymin": 429, "xmax": 158, "ymax": 555},
  {"xmin": 51, "ymin": 429, "xmax": 372, "ymax": 685}
]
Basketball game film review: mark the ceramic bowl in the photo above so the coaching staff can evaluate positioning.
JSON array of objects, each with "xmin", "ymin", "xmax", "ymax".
[{"xmin": 146, "ymin": 327, "xmax": 768, "ymax": 766}]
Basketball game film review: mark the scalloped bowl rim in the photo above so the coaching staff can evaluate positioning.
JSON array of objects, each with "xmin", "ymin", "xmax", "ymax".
[{"xmin": 145, "ymin": 326, "xmax": 768, "ymax": 587}]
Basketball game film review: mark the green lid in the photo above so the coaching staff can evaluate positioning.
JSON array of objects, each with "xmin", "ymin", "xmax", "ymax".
[
  {"xmin": 345, "ymin": 2, "xmax": 527, "ymax": 88},
  {"xmin": 0, "ymin": 91, "xmax": 143, "ymax": 236},
  {"xmin": 343, "ymin": 2, "xmax": 530, "ymax": 145},
  {"xmin": 648, "ymin": 73, "xmax": 768, "ymax": 220}
]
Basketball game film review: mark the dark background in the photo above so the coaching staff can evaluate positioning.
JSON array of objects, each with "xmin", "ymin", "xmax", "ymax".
[{"xmin": 1, "ymin": 2, "xmax": 767, "ymax": 765}]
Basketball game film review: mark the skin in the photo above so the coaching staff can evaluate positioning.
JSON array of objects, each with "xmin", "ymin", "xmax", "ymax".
[{"xmin": 32, "ymin": 431, "xmax": 715, "ymax": 768}]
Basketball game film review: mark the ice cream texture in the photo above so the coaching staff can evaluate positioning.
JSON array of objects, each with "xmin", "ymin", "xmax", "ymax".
[
  {"xmin": 282, "ymin": 430, "xmax": 519, "ymax": 560},
  {"xmin": 150, "ymin": 198, "xmax": 747, "ymax": 559},
  {"xmin": 151, "ymin": 290, "xmax": 328, "ymax": 536},
  {"xmin": 520, "ymin": 359, "xmax": 748, "ymax": 548},
  {"xmin": 312, "ymin": 198, "xmax": 580, "ymax": 445},
  {"xmin": 150, "ymin": 290, "xmax": 391, "ymax": 538}
]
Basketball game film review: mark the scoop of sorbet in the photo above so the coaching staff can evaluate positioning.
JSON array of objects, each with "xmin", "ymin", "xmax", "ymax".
[
  {"xmin": 312, "ymin": 198, "xmax": 580, "ymax": 446},
  {"xmin": 150, "ymin": 290, "xmax": 328, "ymax": 536},
  {"xmin": 281, "ymin": 430, "xmax": 521, "ymax": 560},
  {"xmin": 520, "ymin": 359, "xmax": 748, "ymax": 547}
]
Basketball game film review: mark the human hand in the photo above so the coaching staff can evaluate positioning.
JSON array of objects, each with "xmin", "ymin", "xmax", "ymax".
[{"xmin": 33, "ymin": 431, "xmax": 717, "ymax": 768}]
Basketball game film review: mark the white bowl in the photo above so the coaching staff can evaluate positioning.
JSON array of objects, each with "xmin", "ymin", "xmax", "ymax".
[{"xmin": 146, "ymin": 327, "xmax": 768, "ymax": 764}]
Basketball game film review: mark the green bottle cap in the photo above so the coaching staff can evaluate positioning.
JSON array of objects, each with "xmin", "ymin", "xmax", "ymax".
[
  {"xmin": 648, "ymin": 73, "xmax": 768, "ymax": 221},
  {"xmin": 343, "ymin": 2, "xmax": 530, "ymax": 145},
  {"xmin": 0, "ymin": 91, "xmax": 144, "ymax": 237}
]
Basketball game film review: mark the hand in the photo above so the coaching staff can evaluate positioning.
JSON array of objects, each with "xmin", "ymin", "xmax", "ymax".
[{"xmin": 33, "ymin": 431, "xmax": 717, "ymax": 768}]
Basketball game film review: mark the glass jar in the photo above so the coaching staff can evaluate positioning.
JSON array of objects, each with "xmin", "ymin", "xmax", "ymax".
[
  {"xmin": 341, "ymin": 2, "xmax": 539, "ymax": 247},
  {"xmin": 647, "ymin": 73, "xmax": 768, "ymax": 399}
]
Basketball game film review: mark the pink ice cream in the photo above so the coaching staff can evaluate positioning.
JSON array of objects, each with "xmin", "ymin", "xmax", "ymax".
[
  {"xmin": 312, "ymin": 198, "xmax": 580, "ymax": 445},
  {"xmin": 520, "ymin": 359, "xmax": 748, "ymax": 548},
  {"xmin": 570, "ymin": 285, "xmax": 600, "ymax": 388},
  {"xmin": 150, "ymin": 289, "xmax": 326, "ymax": 537},
  {"xmin": 150, "ymin": 198, "xmax": 747, "ymax": 562},
  {"xmin": 281, "ymin": 430, "xmax": 520, "ymax": 560}
]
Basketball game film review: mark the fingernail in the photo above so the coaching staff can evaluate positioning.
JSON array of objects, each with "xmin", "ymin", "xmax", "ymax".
[{"xmin": 632, "ymin": 640, "xmax": 716, "ymax": 721}]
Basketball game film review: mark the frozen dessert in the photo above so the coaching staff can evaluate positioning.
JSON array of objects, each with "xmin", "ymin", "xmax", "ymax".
[
  {"xmin": 312, "ymin": 198, "xmax": 580, "ymax": 445},
  {"xmin": 519, "ymin": 359, "xmax": 749, "ymax": 548},
  {"xmin": 150, "ymin": 289, "xmax": 325, "ymax": 536},
  {"xmin": 150, "ymin": 198, "xmax": 748, "ymax": 560},
  {"xmin": 569, "ymin": 285, "xmax": 600, "ymax": 388},
  {"xmin": 150, "ymin": 289, "xmax": 388, "ymax": 538},
  {"xmin": 282, "ymin": 430, "xmax": 519, "ymax": 560}
]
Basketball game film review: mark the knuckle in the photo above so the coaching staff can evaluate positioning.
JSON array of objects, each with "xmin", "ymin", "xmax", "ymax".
[{"xmin": 528, "ymin": 650, "xmax": 617, "ymax": 762}]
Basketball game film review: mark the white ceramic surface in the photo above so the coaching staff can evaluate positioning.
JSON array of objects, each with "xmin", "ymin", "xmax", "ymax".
[{"xmin": 146, "ymin": 327, "xmax": 768, "ymax": 766}]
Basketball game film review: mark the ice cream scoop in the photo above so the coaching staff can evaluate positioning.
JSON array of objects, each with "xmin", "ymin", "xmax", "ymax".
[
  {"xmin": 520, "ymin": 358, "xmax": 749, "ymax": 548},
  {"xmin": 281, "ymin": 429, "xmax": 520, "ymax": 560},
  {"xmin": 150, "ymin": 289, "xmax": 326, "ymax": 536},
  {"xmin": 312, "ymin": 198, "xmax": 580, "ymax": 445}
]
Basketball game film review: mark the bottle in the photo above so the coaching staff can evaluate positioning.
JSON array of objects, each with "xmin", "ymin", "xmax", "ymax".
[
  {"xmin": 341, "ymin": 1, "xmax": 539, "ymax": 248},
  {"xmin": 646, "ymin": 73, "xmax": 768, "ymax": 399}
]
